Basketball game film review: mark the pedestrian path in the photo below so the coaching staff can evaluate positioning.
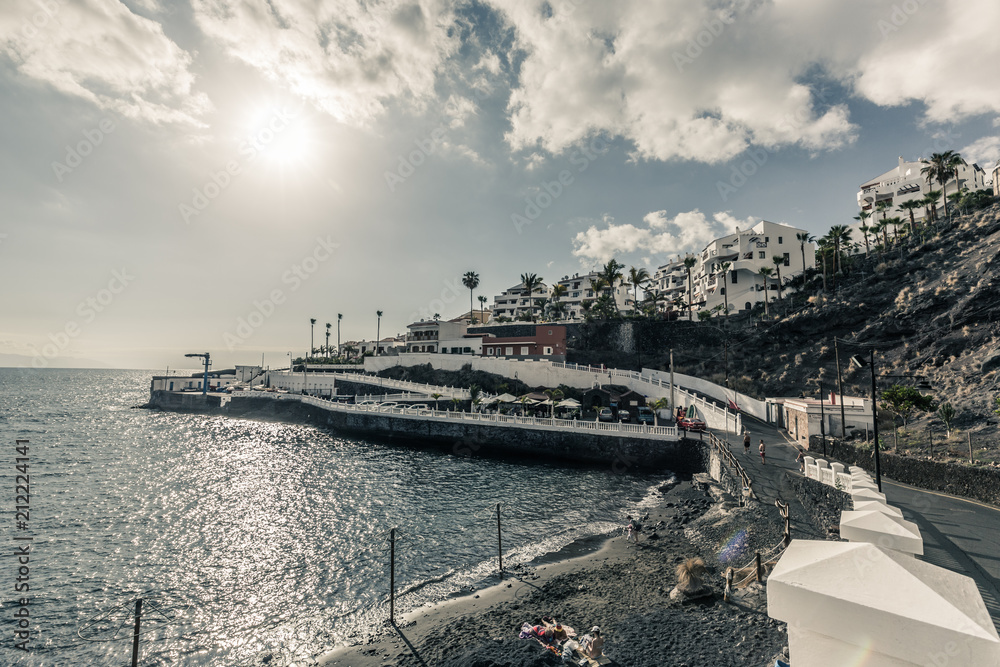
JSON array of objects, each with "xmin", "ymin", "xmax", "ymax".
[{"xmin": 713, "ymin": 421, "xmax": 1000, "ymax": 632}]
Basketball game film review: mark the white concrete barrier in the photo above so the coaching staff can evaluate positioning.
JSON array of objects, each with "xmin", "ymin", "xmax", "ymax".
[
  {"xmin": 767, "ymin": 540, "xmax": 1000, "ymax": 666},
  {"xmin": 852, "ymin": 500, "xmax": 904, "ymax": 518},
  {"xmin": 852, "ymin": 488, "xmax": 887, "ymax": 503},
  {"xmin": 839, "ymin": 510, "xmax": 923, "ymax": 556}
]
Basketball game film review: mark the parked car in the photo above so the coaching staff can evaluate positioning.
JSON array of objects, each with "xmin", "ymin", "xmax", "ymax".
[
  {"xmin": 378, "ymin": 402, "xmax": 399, "ymax": 409},
  {"xmin": 404, "ymin": 403, "xmax": 429, "ymax": 412},
  {"xmin": 598, "ymin": 408, "xmax": 614, "ymax": 422},
  {"xmin": 678, "ymin": 416, "xmax": 706, "ymax": 432},
  {"xmin": 636, "ymin": 407, "xmax": 655, "ymax": 425},
  {"xmin": 618, "ymin": 409, "xmax": 631, "ymax": 423}
]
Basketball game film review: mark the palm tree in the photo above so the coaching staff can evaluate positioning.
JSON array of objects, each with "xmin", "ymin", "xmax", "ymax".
[
  {"xmin": 600, "ymin": 259, "xmax": 625, "ymax": 317},
  {"xmin": 683, "ymin": 255, "xmax": 697, "ymax": 321},
  {"xmin": 462, "ymin": 271, "xmax": 480, "ymax": 323},
  {"xmin": 534, "ymin": 297, "xmax": 550, "ymax": 320},
  {"xmin": 885, "ymin": 216, "xmax": 903, "ymax": 244},
  {"xmin": 520, "ymin": 273, "xmax": 544, "ymax": 322},
  {"xmin": 550, "ymin": 284, "xmax": 568, "ymax": 321},
  {"xmin": 310, "ymin": 318, "xmax": 317, "ymax": 359},
  {"xmin": 544, "ymin": 387, "xmax": 564, "ymax": 418},
  {"xmin": 816, "ymin": 238, "xmax": 831, "ymax": 292},
  {"xmin": 431, "ymin": 392, "xmax": 442, "ymax": 411},
  {"xmin": 923, "ymin": 189, "xmax": 942, "ymax": 224},
  {"xmin": 795, "ymin": 232, "xmax": 815, "ymax": 272},
  {"xmin": 375, "ymin": 310, "xmax": 383, "ymax": 355},
  {"xmin": 827, "ymin": 224, "xmax": 852, "ymax": 276},
  {"xmin": 580, "ymin": 299, "xmax": 594, "ymax": 322},
  {"xmin": 337, "ymin": 313, "xmax": 343, "ymax": 358},
  {"xmin": 757, "ymin": 266, "xmax": 773, "ymax": 317},
  {"xmin": 897, "ymin": 200, "xmax": 922, "ymax": 237},
  {"xmin": 771, "ymin": 255, "xmax": 785, "ymax": 305},
  {"xmin": 627, "ymin": 266, "xmax": 650, "ymax": 315},
  {"xmin": 921, "ymin": 151, "xmax": 966, "ymax": 220},
  {"xmin": 853, "ymin": 212, "xmax": 871, "ymax": 256},
  {"xmin": 716, "ymin": 261, "xmax": 731, "ymax": 324},
  {"xmin": 477, "ymin": 295, "xmax": 488, "ymax": 323},
  {"xmin": 324, "ymin": 322, "xmax": 331, "ymax": 359}
]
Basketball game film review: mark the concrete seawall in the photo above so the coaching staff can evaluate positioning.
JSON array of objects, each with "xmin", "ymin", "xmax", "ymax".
[{"xmin": 147, "ymin": 391, "xmax": 704, "ymax": 472}]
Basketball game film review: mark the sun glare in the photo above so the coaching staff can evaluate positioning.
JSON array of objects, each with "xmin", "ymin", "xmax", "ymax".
[{"xmin": 241, "ymin": 102, "xmax": 312, "ymax": 168}]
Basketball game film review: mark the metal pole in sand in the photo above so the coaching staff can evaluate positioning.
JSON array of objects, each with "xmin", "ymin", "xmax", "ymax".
[
  {"xmin": 496, "ymin": 503, "xmax": 503, "ymax": 575},
  {"xmin": 131, "ymin": 598, "xmax": 142, "ymax": 667},
  {"xmin": 389, "ymin": 528, "xmax": 395, "ymax": 624}
]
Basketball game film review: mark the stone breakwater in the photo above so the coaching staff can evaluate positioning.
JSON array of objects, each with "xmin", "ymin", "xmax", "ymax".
[{"xmin": 146, "ymin": 390, "xmax": 706, "ymax": 472}]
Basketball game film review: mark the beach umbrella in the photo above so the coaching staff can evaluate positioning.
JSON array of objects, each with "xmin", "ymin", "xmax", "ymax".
[
  {"xmin": 495, "ymin": 393, "xmax": 517, "ymax": 403},
  {"xmin": 557, "ymin": 398, "xmax": 581, "ymax": 407}
]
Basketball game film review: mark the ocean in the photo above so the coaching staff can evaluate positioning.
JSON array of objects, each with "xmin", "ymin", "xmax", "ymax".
[{"xmin": 0, "ymin": 369, "xmax": 664, "ymax": 666}]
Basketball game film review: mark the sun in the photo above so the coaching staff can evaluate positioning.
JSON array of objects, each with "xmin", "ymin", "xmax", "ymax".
[{"xmin": 241, "ymin": 102, "xmax": 312, "ymax": 168}]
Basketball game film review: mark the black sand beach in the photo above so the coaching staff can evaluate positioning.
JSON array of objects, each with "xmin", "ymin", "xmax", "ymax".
[{"xmin": 318, "ymin": 477, "xmax": 791, "ymax": 667}]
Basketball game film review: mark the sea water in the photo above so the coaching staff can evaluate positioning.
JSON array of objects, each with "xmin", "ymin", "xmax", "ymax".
[{"xmin": 0, "ymin": 369, "xmax": 663, "ymax": 665}]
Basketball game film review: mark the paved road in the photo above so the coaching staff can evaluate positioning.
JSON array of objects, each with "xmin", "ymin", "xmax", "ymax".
[{"xmin": 709, "ymin": 420, "xmax": 1000, "ymax": 631}]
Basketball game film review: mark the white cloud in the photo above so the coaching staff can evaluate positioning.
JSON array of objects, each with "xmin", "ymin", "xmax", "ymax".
[
  {"xmin": 493, "ymin": 0, "xmax": 1000, "ymax": 164},
  {"xmin": 960, "ymin": 135, "xmax": 1000, "ymax": 168},
  {"xmin": 191, "ymin": 0, "xmax": 459, "ymax": 126},
  {"xmin": 572, "ymin": 209, "xmax": 752, "ymax": 263},
  {"xmin": 0, "ymin": 0, "xmax": 209, "ymax": 125}
]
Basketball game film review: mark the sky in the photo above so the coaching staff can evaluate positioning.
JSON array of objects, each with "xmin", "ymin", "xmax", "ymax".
[{"xmin": 1, "ymin": 0, "xmax": 999, "ymax": 370}]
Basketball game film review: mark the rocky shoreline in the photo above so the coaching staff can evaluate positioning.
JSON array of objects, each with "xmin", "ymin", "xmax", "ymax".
[{"xmin": 317, "ymin": 477, "xmax": 791, "ymax": 667}]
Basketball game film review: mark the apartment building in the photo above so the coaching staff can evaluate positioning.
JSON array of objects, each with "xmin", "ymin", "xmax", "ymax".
[
  {"xmin": 491, "ymin": 282, "xmax": 550, "ymax": 321},
  {"xmin": 651, "ymin": 220, "xmax": 815, "ymax": 317},
  {"xmin": 857, "ymin": 156, "xmax": 987, "ymax": 221},
  {"xmin": 551, "ymin": 272, "xmax": 631, "ymax": 320}
]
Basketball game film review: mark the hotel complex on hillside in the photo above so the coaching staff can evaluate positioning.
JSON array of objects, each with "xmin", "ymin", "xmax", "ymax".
[{"xmin": 857, "ymin": 156, "xmax": 988, "ymax": 222}]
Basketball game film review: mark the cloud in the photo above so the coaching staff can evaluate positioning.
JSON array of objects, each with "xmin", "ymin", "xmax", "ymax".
[
  {"xmin": 572, "ymin": 209, "xmax": 752, "ymax": 263},
  {"xmin": 960, "ymin": 135, "xmax": 1000, "ymax": 168},
  {"xmin": 0, "ymin": 0, "xmax": 209, "ymax": 125},
  {"xmin": 494, "ymin": 0, "xmax": 999, "ymax": 164},
  {"xmin": 191, "ymin": 0, "xmax": 460, "ymax": 126}
]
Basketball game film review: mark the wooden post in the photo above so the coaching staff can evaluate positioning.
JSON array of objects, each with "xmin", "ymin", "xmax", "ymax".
[
  {"xmin": 131, "ymin": 598, "xmax": 142, "ymax": 667},
  {"xmin": 755, "ymin": 552, "xmax": 763, "ymax": 582},
  {"xmin": 969, "ymin": 432, "xmax": 974, "ymax": 464},
  {"xmin": 724, "ymin": 569, "xmax": 733, "ymax": 602},
  {"xmin": 496, "ymin": 503, "xmax": 503, "ymax": 575},
  {"xmin": 389, "ymin": 528, "xmax": 395, "ymax": 624}
]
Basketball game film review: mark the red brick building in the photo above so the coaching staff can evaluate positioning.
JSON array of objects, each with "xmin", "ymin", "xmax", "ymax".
[{"xmin": 480, "ymin": 325, "xmax": 567, "ymax": 361}]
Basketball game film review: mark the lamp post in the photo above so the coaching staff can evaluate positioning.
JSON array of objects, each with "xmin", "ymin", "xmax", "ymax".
[
  {"xmin": 850, "ymin": 350, "xmax": 881, "ymax": 492},
  {"xmin": 818, "ymin": 381, "xmax": 827, "ymax": 457},
  {"xmin": 184, "ymin": 352, "xmax": 211, "ymax": 396}
]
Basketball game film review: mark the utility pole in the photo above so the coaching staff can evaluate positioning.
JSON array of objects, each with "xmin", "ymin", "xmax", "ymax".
[
  {"xmin": 669, "ymin": 349, "xmax": 675, "ymax": 420},
  {"xmin": 834, "ymin": 339, "xmax": 847, "ymax": 437},
  {"xmin": 870, "ymin": 349, "xmax": 882, "ymax": 492},
  {"xmin": 819, "ymin": 382, "xmax": 826, "ymax": 456}
]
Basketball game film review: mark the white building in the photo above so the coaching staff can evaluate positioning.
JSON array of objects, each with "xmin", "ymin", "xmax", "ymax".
[
  {"xmin": 491, "ymin": 282, "xmax": 550, "ymax": 321},
  {"xmin": 653, "ymin": 220, "xmax": 815, "ymax": 317},
  {"xmin": 403, "ymin": 320, "xmax": 481, "ymax": 355},
  {"xmin": 857, "ymin": 156, "xmax": 988, "ymax": 222},
  {"xmin": 551, "ymin": 272, "xmax": 631, "ymax": 320}
]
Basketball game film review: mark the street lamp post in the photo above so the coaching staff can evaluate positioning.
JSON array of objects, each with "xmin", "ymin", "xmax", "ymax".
[
  {"xmin": 850, "ymin": 350, "xmax": 881, "ymax": 492},
  {"xmin": 184, "ymin": 353, "xmax": 211, "ymax": 397}
]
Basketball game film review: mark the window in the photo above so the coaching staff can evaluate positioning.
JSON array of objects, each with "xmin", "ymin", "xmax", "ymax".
[
  {"xmin": 543, "ymin": 346, "xmax": 553, "ymax": 355},
  {"xmin": 759, "ymin": 251, "xmax": 766, "ymax": 259},
  {"xmin": 506, "ymin": 347, "xmax": 513, "ymax": 355},
  {"xmin": 548, "ymin": 330, "xmax": 553, "ymax": 335},
  {"xmin": 745, "ymin": 301, "xmax": 752, "ymax": 311},
  {"xmin": 764, "ymin": 236, "xmax": 769, "ymax": 242},
  {"xmin": 778, "ymin": 236, "xmax": 783, "ymax": 244},
  {"xmin": 783, "ymin": 253, "xmax": 790, "ymax": 266},
  {"xmin": 520, "ymin": 346, "xmax": 529, "ymax": 355},
  {"xmin": 720, "ymin": 287, "xmax": 726, "ymax": 295},
  {"xmin": 731, "ymin": 272, "xmax": 737, "ymax": 284}
]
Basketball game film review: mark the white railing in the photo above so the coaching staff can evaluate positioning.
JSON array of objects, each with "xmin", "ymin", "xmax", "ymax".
[
  {"xmin": 327, "ymin": 372, "xmax": 472, "ymax": 399},
  {"xmin": 242, "ymin": 394, "xmax": 679, "ymax": 441}
]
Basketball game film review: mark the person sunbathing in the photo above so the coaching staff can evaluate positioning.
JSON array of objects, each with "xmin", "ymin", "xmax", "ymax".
[
  {"xmin": 540, "ymin": 617, "xmax": 570, "ymax": 641},
  {"xmin": 580, "ymin": 626, "xmax": 604, "ymax": 658}
]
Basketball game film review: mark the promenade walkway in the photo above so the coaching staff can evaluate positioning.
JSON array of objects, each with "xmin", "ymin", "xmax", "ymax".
[{"xmin": 714, "ymin": 422, "xmax": 1000, "ymax": 631}]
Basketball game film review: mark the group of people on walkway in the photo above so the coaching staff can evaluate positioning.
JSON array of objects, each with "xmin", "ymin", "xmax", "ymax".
[{"xmin": 743, "ymin": 432, "xmax": 766, "ymax": 463}]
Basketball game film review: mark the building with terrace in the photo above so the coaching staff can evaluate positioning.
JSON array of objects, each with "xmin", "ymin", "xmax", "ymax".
[
  {"xmin": 480, "ymin": 325, "xmax": 567, "ymax": 361},
  {"xmin": 857, "ymin": 156, "xmax": 987, "ymax": 222},
  {"xmin": 404, "ymin": 319, "xmax": 483, "ymax": 355},
  {"xmin": 491, "ymin": 282, "xmax": 550, "ymax": 321},
  {"xmin": 650, "ymin": 220, "xmax": 815, "ymax": 317},
  {"xmin": 552, "ymin": 272, "xmax": 632, "ymax": 320}
]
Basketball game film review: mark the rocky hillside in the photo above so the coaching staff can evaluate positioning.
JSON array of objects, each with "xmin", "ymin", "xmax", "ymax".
[{"xmin": 573, "ymin": 204, "xmax": 1000, "ymax": 463}]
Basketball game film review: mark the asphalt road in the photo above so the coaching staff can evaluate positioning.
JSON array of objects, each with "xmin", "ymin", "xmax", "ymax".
[{"xmin": 711, "ymin": 420, "xmax": 1000, "ymax": 632}]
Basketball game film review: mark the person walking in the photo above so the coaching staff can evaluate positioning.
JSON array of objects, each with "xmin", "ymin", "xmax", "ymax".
[
  {"xmin": 743, "ymin": 432, "xmax": 751, "ymax": 455},
  {"xmin": 759, "ymin": 439, "xmax": 766, "ymax": 464},
  {"xmin": 796, "ymin": 448, "xmax": 805, "ymax": 472}
]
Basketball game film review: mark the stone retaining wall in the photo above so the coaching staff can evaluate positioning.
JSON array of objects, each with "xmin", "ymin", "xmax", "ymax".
[
  {"xmin": 147, "ymin": 391, "xmax": 703, "ymax": 472},
  {"xmin": 810, "ymin": 435, "xmax": 1000, "ymax": 506}
]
